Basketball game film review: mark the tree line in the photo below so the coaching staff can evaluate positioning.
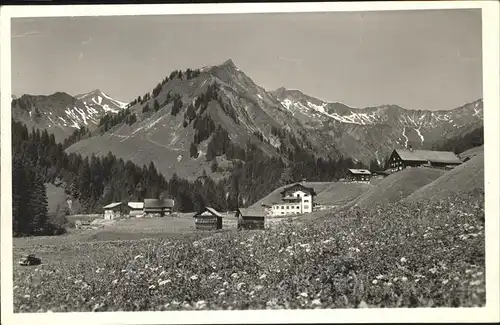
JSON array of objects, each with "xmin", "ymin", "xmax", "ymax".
[{"xmin": 432, "ymin": 126, "xmax": 484, "ymax": 154}]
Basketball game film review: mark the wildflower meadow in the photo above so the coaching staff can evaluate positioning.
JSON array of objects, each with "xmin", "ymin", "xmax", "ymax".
[{"xmin": 13, "ymin": 189, "xmax": 485, "ymax": 312}]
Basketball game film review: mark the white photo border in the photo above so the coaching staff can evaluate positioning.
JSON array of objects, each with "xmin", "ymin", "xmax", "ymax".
[{"xmin": 1, "ymin": 2, "xmax": 499, "ymax": 324}]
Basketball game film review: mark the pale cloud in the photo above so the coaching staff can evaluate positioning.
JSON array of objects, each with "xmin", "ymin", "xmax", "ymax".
[{"xmin": 78, "ymin": 52, "xmax": 84, "ymax": 60}]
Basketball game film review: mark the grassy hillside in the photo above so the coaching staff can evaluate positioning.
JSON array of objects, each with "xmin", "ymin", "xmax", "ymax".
[
  {"xmin": 404, "ymin": 152, "xmax": 484, "ymax": 203},
  {"xmin": 13, "ymin": 189, "xmax": 485, "ymax": 311},
  {"xmin": 458, "ymin": 145, "xmax": 484, "ymax": 161},
  {"xmin": 352, "ymin": 167, "xmax": 446, "ymax": 209},
  {"xmin": 249, "ymin": 182, "xmax": 371, "ymax": 209}
]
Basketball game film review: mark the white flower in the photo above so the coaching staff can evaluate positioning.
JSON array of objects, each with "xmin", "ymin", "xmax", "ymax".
[
  {"xmin": 376, "ymin": 274, "xmax": 385, "ymax": 280},
  {"xmin": 112, "ymin": 279, "xmax": 118, "ymax": 285},
  {"xmin": 372, "ymin": 280, "xmax": 378, "ymax": 285},
  {"xmin": 311, "ymin": 299, "xmax": 321, "ymax": 306},
  {"xmin": 134, "ymin": 254, "xmax": 143, "ymax": 260},
  {"xmin": 195, "ymin": 300, "xmax": 207, "ymax": 309},
  {"xmin": 259, "ymin": 274, "xmax": 267, "ymax": 280},
  {"xmin": 400, "ymin": 257, "xmax": 407, "ymax": 263},
  {"xmin": 401, "ymin": 276, "xmax": 408, "ymax": 282},
  {"xmin": 231, "ymin": 273, "xmax": 239, "ymax": 279},
  {"xmin": 190, "ymin": 275, "xmax": 199, "ymax": 280},
  {"xmin": 299, "ymin": 292, "xmax": 308, "ymax": 298},
  {"xmin": 442, "ymin": 279, "xmax": 449, "ymax": 285},
  {"xmin": 429, "ymin": 268, "xmax": 438, "ymax": 274},
  {"xmin": 148, "ymin": 284, "xmax": 156, "ymax": 290}
]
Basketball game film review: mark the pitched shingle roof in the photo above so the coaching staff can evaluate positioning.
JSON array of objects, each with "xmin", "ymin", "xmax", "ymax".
[
  {"xmin": 238, "ymin": 208, "xmax": 267, "ymax": 217},
  {"xmin": 348, "ymin": 169, "xmax": 372, "ymax": 175},
  {"xmin": 280, "ymin": 183, "xmax": 317, "ymax": 196},
  {"xmin": 128, "ymin": 202, "xmax": 144, "ymax": 209},
  {"xmin": 103, "ymin": 202, "xmax": 122, "ymax": 209},
  {"xmin": 395, "ymin": 149, "xmax": 462, "ymax": 164},
  {"xmin": 205, "ymin": 207, "xmax": 223, "ymax": 217}
]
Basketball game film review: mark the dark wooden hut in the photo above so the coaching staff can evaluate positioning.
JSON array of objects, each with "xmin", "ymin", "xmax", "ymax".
[
  {"xmin": 235, "ymin": 208, "xmax": 266, "ymax": 230},
  {"xmin": 143, "ymin": 198, "xmax": 174, "ymax": 217},
  {"xmin": 193, "ymin": 207, "xmax": 223, "ymax": 230}
]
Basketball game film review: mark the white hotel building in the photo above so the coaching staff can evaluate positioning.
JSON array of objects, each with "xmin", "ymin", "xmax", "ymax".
[{"xmin": 265, "ymin": 183, "xmax": 317, "ymax": 216}]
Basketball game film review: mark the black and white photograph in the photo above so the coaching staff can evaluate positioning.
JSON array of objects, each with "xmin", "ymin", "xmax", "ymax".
[{"xmin": 1, "ymin": 2, "xmax": 499, "ymax": 324}]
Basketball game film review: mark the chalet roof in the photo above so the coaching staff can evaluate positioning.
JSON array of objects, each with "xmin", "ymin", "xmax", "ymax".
[
  {"xmin": 103, "ymin": 202, "xmax": 122, "ymax": 209},
  {"xmin": 238, "ymin": 208, "xmax": 267, "ymax": 218},
  {"xmin": 394, "ymin": 149, "xmax": 462, "ymax": 164},
  {"xmin": 348, "ymin": 169, "xmax": 372, "ymax": 175},
  {"xmin": 280, "ymin": 183, "xmax": 317, "ymax": 196},
  {"xmin": 204, "ymin": 207, "xmax": 223, "ymax": 217},
  {"xmin": 128, "ymin": 202, "xmax": 144, "ymax": 209},
  {"xmin": 144, "ymin": 198, "xmax": 175, "ymax": 209}
]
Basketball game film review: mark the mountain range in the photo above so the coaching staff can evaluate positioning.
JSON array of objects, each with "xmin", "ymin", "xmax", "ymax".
[
  {"xmin": 11, "ymin": 89, "xmax": 127, "ymax": 142},
  {"xmin": 11, "ymin": 59, "xmax": 483, "ymax": 180}
]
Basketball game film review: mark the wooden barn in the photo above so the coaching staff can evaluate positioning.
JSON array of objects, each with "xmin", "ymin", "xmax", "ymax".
[
  {"xmin": 386, "ymin": 148, "xmax": 462, "ymax": 173},
  {"xmin": 103, "ymin": 202, "xmax": 127, "ymax": 220},
  {"xmin": 128, "ymin": 202, "xmax": 144, "ymax": 217},
  {"xmin": 235, "ymin": 208, "xmax": 266, "ymax": 230},
  {"xmin": 143, "ymin": 198, "xmax": 174, "ymax": 217},
  {"xmin": 370, "ymin": 170, "xmax": 390, "ymax": 179},
  {"xmin": 346, "ymin": 169, "xmax": 372, "ymax": 182},
  {"xmin": 193, "ymin": 207, "xmax": 223, "ymax": 231},
  {"xmin": 164, "ymin": 199, "xmax": 175, "ymax": 215}
]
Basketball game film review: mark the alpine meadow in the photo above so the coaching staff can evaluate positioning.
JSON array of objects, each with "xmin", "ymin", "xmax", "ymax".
[{"xmin": 5, "ymin": 7, "xmax": 492, "ymax": 317}]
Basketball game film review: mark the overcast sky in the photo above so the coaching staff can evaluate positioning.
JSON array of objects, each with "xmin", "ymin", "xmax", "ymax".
[{"xmin": 11, "ymin": 9, "xmax": 482, "ymax": 111}]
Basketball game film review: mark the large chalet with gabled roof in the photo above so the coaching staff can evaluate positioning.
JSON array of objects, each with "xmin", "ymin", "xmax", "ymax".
[{"xmin": 386, "ymin": 147, "xmax": 462, "ymax": 173}]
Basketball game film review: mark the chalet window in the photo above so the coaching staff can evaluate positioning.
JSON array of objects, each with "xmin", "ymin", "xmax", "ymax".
[
  {"xmin": 304, "ymin": 199, "xmax": 309, "ymax": 203},
  {"xmin": 286, "ymin": 206, "xmax": 289, "ymax": 209},
  {"xmin": 296, "ymin": 194, "xmax": 300, "ymax": 198},
  {"xmin": 281, "ymin": 206, "xmax": 284, "ymax": 209},
  {"xmin": 304, "ymin": 205, "xmax": 309, "ymax": 209}
]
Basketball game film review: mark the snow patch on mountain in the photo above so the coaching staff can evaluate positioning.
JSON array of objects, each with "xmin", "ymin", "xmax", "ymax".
[
  {"xmin": 100, "ymin": 91, "xmax": 128, "ymax": 109},
  {"xmin": 147, "ymin": 116, "xmax": 164, "ymax": 130},
  {"xmin": 402, "ymin": 127, "xmax": 409, "ymax": 148},
  {"xmin": 414, "ymin": 127, "xmax": 424, "ymax": 144}
]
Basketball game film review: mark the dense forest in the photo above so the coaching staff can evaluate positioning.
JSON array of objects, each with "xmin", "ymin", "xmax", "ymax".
[
  {"xmin": 433, "ymin": 126, "xmax": 484, "ymax": 154},
  {"xmin": 12, "ymin": 116, "xmax": 363, "ymax": 236}
]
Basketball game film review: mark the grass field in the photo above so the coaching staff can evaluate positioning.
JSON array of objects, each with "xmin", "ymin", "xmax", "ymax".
[
  {"xmin": 351, "ymin": 167, "xmax": 446, "ymax": 209},
  {"xmin": 405, "ymin": 152, "xmax": 484, "ymax": 203},
  {"xmin": 12, "ymin": 188, "xmax": 485, "ymax": 312},
  {"xmin": 12, "ymin": 158, "xmax": 487, "ymax": 312}
]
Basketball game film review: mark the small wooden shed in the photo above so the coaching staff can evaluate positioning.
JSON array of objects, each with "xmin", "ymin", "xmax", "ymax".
[
  {"xmin": 103, "ymin": 202, "xmax": 126, "ymax": 220},
  {"xmin": 193, "ymin": 207, "xmax": 223, "ymax": 231},
  {"xmin": 235, "ymin": 208, "xmax": 266, "ymax": 230},
  {"xmin": 128, "ymin": 202, "xmax": 144, "ymax": 217}
]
